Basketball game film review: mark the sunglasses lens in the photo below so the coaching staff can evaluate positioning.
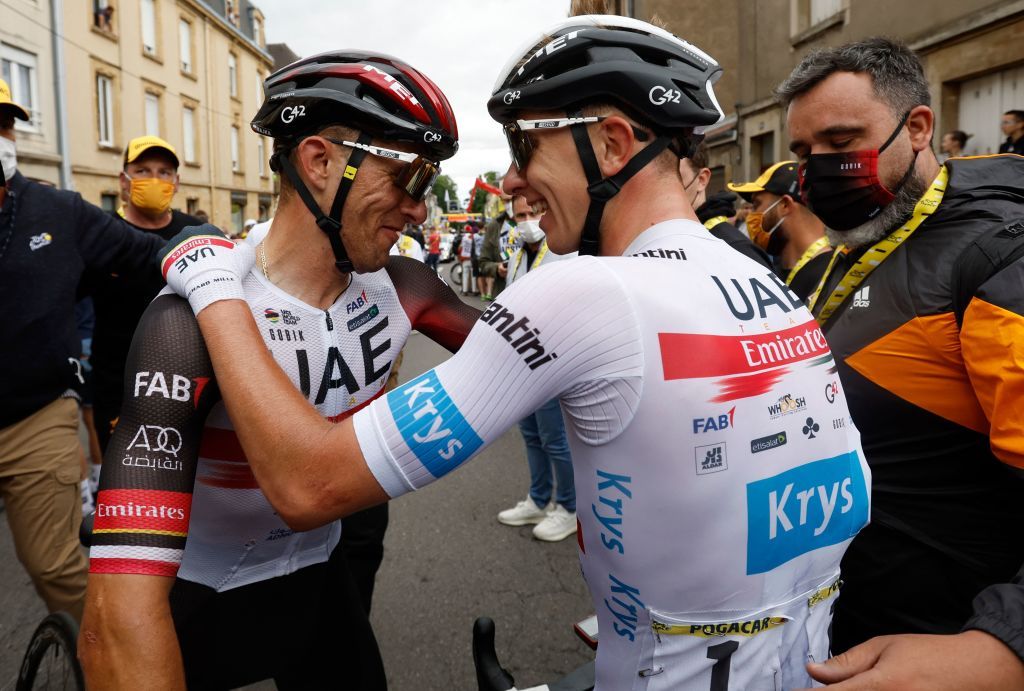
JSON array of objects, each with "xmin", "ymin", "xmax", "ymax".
[
  {"xmin": 398, "ymin": 159, "xmax": 440, "ymax": 202},
  {"xmin": 504, "ymin": 124, "xmax": 532, "ymax": 170}
]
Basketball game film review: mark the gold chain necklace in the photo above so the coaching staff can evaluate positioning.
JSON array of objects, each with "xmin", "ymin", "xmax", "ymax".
[{"xmin": 259, "ymin": 242, "xmax": 270, "ymax": 280}]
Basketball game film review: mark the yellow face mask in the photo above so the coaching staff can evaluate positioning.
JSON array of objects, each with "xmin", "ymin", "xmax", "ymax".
[
  {"xmin": 746, "ymin": 197, "xmax": 785, "ymax": 252},
  {"xmin": 126, "ymin": 175, "xmax": 175, "ymax": 216}
]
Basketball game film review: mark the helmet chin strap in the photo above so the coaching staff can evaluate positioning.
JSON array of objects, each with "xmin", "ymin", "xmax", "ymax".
[
  {"xmin": 566, "ymin": 108, "xmax": 672, "ymax": 256},
  {"xmin": 275, "ymin": 131, "xmax": 373, "ymax": 274}
]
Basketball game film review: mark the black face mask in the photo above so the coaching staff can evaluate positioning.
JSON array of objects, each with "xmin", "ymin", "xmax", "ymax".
[{"xmin": 799, "ymin": 112, "xmax": 916, "ymax": 231}]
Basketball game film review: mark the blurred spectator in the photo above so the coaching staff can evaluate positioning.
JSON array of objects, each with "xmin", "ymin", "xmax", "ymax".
[
  {"xmin": 0, "ymin": 80, "xmax": 164, "ymax": 623},
  {"xmin": 999, "ymin": 110, "xmax": 1024, "ymax": 154},
  {"xmin": 425, "ymin": 226, "xmax": 441, "ymax": 273},
  {"xmin": 680, "ymin": 143, "xmax": 772, "ymax": 268},
  {"xmin": 242, "ymin": 218, "xmax": 257, "ymax": 238},
  {"xmin": 728, "ymin": 161, "xmax": 832, "ymax": 301},
  {"xmin": 194, "ymin": 209, "xmax": 210, "ymax": 223},
  {"xmin": 496, "ymin": 196, "xmax": 577, "ymax": 542},
  {"xmin": 473, "ymin": 222, "xmax": 487, "ymax": 296},
  {"xmin": 83, "ymin": 136, "xmax": 203, "ymax": 453},
  {"xmin": 74, "ymin": 298, "xmax": 101, "ymax": 515},
  {"xmin": 458, "ymin": 223, "xmax": 476, "ymax": 295},
  {"xmin": 939, "ymin": 129, "xmax": 970, "ymax": 162},
  {"xmin": 389, "ymin": 228, "xmax": 424, "ymax": 261},
  {"xmin": 478, "ymin": 205, "xmax": 512, "ymax": 299}
]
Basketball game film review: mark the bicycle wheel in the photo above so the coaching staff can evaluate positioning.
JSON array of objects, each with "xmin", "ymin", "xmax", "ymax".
[
  {"xmin": 16, "ymin": 612, "xmax": 85, "ymax": 691},
  {"xmin": 449, "ymin": 261, "xmax": 463, "ymax": 288}
]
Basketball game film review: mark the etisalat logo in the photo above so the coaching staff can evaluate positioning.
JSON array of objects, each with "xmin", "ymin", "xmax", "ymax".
[{"xmin": 480, "ymin": 302, "xmax": 556, "ymax": 370}]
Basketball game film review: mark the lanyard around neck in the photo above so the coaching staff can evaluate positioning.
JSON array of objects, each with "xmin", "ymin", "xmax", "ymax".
[
  {"xmin": 511, "ymin": 240, "xmax": 549, "ymax": 278},
  {"xmin": 808, "ymin": 166, "xmax": 949, "ymax": 326},
  {"xmin": 703, "ymin": 216, "xmax": 729, "ymax": 230},
  {"xmin": 786, "ymin": 237, "xmax": 830, "ymax": 285}
]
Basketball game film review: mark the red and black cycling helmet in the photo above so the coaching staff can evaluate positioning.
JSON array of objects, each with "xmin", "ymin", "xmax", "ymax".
[
  {"xmin": 252, "ymin": 51, "xmax": 459, "ymax": 272},
  {"xmin": 487, "ymin": 16, "xmax": 723, "ymax": 256}
]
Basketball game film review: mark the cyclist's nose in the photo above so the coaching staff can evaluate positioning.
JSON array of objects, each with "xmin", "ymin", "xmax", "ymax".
[{"xmin": 502, "ymin": 164, "xmax": 526, "ymax": 196}]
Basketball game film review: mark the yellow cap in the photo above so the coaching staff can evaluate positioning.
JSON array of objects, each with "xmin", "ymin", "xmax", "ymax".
[
  {"xmin": 728, "ymin": 160, "xmax": 801, "ymax": 202},
  {"xmin": 124, "ymin": 135, "xmax": 180, "ymax": 167},
  {"xmin": 0, "ymin": 78, "xmax": 30, "ymax": 122}
]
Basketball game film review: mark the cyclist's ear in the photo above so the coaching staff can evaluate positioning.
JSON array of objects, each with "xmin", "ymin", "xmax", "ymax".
[{"xmin": 596, "ymin": 115, "xmax": 642, "ymax": 178}]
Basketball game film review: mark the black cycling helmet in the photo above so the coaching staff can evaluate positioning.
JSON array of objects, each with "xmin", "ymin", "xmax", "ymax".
[
  {"xmin": 487, "ymin": 16, "xmax": 724, "ymax": 256},
  {"xmin": 252, "ymin": 51, "xmax": 459, "ymax": 272}
]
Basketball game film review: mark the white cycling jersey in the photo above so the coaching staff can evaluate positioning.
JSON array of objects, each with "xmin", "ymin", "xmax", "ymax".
[
  {"xmin": 89, "ymin": 256, "xmax": 483, "ymax": 591},
  {"xmin": 353, "ymin": 219, "xmax": 870, "ymax": 689}
]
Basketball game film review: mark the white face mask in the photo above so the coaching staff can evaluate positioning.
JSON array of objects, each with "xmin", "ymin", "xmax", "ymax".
[
  {"xmin": 0, "ymin": 136, "xmax": 16, "ymax": 182},
  {"xmin": 518, "ymin": 219, "xmax": 545, "ymax": 244}
]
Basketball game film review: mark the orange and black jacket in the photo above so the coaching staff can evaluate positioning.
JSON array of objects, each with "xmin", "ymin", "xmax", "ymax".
[{"xmin": 812, "ymin": 155, "xmax": 1024, "ymax": 657}]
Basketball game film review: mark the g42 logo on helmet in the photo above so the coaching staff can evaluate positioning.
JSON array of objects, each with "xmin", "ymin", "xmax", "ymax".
[
  {"xmin": 281, "ymin": 104, "xmax": 306, "ymax": 123},
  {"xmin": 423, "ymin": 131, "xmax": 443, "ymax": 143},
  {"xmin": 649, "ymin": 85, "xmax": 683, "ymax": 106},
  {"xmin": 503, "ymin": 90, "xmax": 521, "ymax": 105}
]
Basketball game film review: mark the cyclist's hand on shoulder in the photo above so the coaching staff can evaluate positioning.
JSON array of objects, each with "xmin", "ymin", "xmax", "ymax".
[
  {"xmin": 799, "ymin": 631, "xmax": 1024, "ymax": 691},
  {"xmin": 159, "ymin": 223, "xmax": 254, "ymax": 316}
]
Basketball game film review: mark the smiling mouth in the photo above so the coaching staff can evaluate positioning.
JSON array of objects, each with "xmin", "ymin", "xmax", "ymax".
[{"xmin": 528, "ymin": 199, "xmax": 549, "ymax": 215}]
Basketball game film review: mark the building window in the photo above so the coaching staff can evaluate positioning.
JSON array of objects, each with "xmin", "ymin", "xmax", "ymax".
[
  {"xmin": 179, "ymin": 19, "xmax": 192, "ymax": 74},
  {"xmin": 255, "ymin": 72, "xmax": 263, "ymax": 104},
  {"xmin": 97, "ymin": 74, "xmax": 114, "ymax": 146},
  {"xmin": 186, "ymin": 197, "xmax": 199, "ymax": 215},
  {"xmin": 257, "ymin": 136, "xmax": 266, "ymax": 176},
  {"xmin": 93, "ymin": 0, "xmax": 115, "ymax": 33},
  {"xmin": 226, "ymin": 0, "xmax": 240, "ymax": 28},
  {"xmin": 141, "ymin": 0, "xmax": 157, "ymax": 56},
  {"xmin": 251, "ymin": 14, "xmax": 264, "ymax": 47},
  {"xmin": 230, "ymin": 126, "xmax": 240, "ymax": 172},
  {"xmin": 228, "ymin": 53, "xmax": 238, "ymax": 98},
  {"xmin": 100, "ymin": 193, "xmax": 119, "ymax": 213},
  {"xmin": 1, "ymin": 45, "xmax": 39, "ymax": 131},
  {"xmin": 144, "ymin": 93, "xmax": 160, "ymax": 136},
  {"xmin": 810, "ymin": 0, "xmax": 842, "ymax": 25},
  {"xmin": 183, "ymin": 106, "xmax": 197, "ymax": 163}
]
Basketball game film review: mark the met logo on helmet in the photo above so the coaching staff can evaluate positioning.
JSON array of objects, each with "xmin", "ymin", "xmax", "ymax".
[
  {"xmin": 515, "ymin": 31, "xmax": 581, "ymax": 78},
  {"xmin": 649, "ymin": 85, "xmax": 682, "ymax": 106}
]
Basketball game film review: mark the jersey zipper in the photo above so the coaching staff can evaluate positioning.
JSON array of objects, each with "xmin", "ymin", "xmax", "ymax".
[{"xmin": 324, "ymin": 309, "xmax": 334, "ymax": 331}]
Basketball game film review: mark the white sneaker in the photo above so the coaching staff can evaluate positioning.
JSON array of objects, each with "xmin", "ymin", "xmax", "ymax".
[
  {"xmin": 497, "ymin": 497, "xmax": 550, "ymax": 526},
  {"xmin": 533, "ymin": 504, "xmax": 577, "ymax": 542}
]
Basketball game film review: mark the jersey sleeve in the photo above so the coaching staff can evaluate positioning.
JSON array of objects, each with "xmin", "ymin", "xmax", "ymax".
[
  {"xmin": 88, "ymin": 295, "xmax": 220, "ymax": 577},
  {"xmin": 354, "ymin": 256, "xmax": 644, "ymax": 498},
  {"xmin": 960, "ymin": 259, "xmax": 1024, "ymax": 469},
  {"xmin": 385, "ymin": 255, "xmax": 482, "ymax": 352}
]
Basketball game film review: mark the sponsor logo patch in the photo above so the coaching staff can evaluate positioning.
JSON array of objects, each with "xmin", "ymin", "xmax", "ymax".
[
  {"xmin": 695, "ymin": 442, "xmax": 727, "ymax": 475},
  {"xmin": 745, "ymin": 451, "xmax": 869, "ymax": 574},
  {"xmin": 768, "ymin": 394, "xmax": 806, "ymax": 420},
  {"xmin": 388, "ymin": 370, "xmax": 483, "ymax": 478},
  {"xmin": 750, "ymin": 431, "xmax": 787, "ymax": 454},
  {"xmin": 347, "ymin": 304, "xmax": 380, "ymax": 332}
]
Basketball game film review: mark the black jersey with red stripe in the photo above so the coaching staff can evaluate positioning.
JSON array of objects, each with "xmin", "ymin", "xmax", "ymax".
[
  {"xmin": 810, "ymin": 155, "xmax": 1024, "ymax": 651},
  {"xmin": 89, "ymin": 256, "xmax": 478, "ymax": 591}
]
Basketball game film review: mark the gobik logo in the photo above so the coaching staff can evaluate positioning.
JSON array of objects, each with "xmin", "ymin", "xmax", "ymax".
[{"xmin": 695, "ymin": 442, "xmax": 727, "ymax": 476}]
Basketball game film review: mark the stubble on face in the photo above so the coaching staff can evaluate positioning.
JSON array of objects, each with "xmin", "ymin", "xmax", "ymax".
[{"xmin": 825, "ymin": 167, "xmax": 928, "ymax": 249}]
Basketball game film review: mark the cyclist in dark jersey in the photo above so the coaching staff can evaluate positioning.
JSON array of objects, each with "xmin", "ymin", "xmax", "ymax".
[{"xmin": 78, "ymin": 51, "xmax": 476, "ymax": 689}]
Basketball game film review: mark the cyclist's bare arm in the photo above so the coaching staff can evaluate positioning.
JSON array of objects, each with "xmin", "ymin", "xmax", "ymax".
[{"xmin": 79, "ymin": 295, "xmax": 218, "ymax": 689}]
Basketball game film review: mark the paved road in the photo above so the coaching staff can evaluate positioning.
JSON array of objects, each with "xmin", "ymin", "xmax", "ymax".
[{"xmin": 0, "ymin": 293, "xmax": 594, "ymax": 690}]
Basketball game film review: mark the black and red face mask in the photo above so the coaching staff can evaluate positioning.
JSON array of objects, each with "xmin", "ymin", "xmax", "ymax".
[{"xmin": 798, "ymin": 112, "xmax": 916, "ymax": 231}]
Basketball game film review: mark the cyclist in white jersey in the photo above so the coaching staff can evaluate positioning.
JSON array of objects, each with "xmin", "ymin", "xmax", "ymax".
[
  {"xmin": 157, "ymin": 17, "xmax": 870, "ymax": 690},
  {"xmin": 78, "ymin": 52, "xmax": 476, "ymax": 689}
]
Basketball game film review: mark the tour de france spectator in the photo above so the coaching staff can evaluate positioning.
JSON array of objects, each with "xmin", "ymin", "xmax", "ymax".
[
  {"xmin": 679, "ymin": 142, "xmax": 772, "ymax": 268},
  {"xmin": 458, "ymin": 222, "xmax": 477, "ymax": 295},
  {"xmin": 425, "ymin": 225, "xmax": 441, "ymax": 273},
  {"xmin": 999, "ymin": 109, "xmax": 1024, "ymax": 154},
  {"xmin": 193, "ymin": 209, "xmax": 210, "ymax": 223},
  {"xmin": 728, "ymin": 161, "xmax": 833, "ymax": 302},
  {"xmin": 477, "ymin": 200, "xmax": 512, "ymax": 299},
  {"xmin": 0, "ymin": 79, "xmax": 164, "ymax": 623},
  {"xmin": 83, "ymin": 136, "xmax": 203, "ymax": 453},
  {"xmin": 777, "ymin": 37, "xmax": 1024, "ymax": 689},
  {"xmin": 389, "ymin": 225, "xmax": 424, "ymax": 261},
  {"xmin": 495, "ymin": 195, "xmax": 577, "ymax": 541},
  {"xmin": 938, "ymin": 129, "xmax": 970, "ymax": 162}
]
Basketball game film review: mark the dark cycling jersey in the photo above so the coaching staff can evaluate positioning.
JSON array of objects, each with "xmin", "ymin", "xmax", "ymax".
[{"xmin": 89, "ymin": 256, "xmax": 478, "ymax": 589}]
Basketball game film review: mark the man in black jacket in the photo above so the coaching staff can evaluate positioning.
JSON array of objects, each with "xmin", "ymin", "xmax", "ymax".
[
  {"xmin": 85, "ymin": 136, "xmax": 203, "ymax": 451},
  {"xmin": 0, "ymin": 83, "xmax": 164, "ymax": 622},
  {"xmin": 680, "ymin": 142, "xmax": 772, "ymax": 269},
  {"xmin": 777, "ymin": 38, "xmax": 1024, "ymax": 690}
]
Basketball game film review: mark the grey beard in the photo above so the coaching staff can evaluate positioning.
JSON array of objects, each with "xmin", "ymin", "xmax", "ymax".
[{"xmin": 825, "ymin": 169, "xmax": 929, "ymax": 248}]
